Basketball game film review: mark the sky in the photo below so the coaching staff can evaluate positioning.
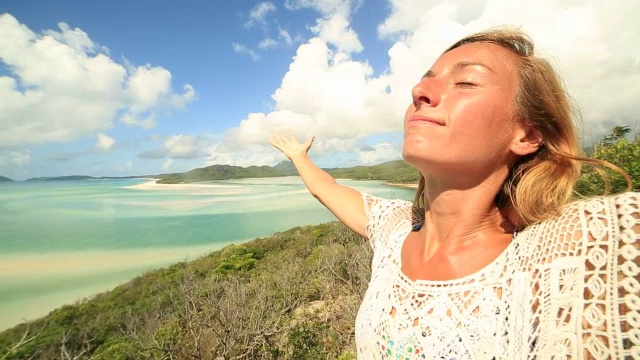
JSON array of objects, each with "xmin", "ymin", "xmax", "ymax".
[{"xmin": 0, "ymin": 0, "xmax": 639, "ymax": 181}]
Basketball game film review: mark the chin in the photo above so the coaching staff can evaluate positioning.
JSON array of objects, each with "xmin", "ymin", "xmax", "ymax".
[{"xmin": 401, "ymin": 147, "xmax": 424, "ymax": 169}]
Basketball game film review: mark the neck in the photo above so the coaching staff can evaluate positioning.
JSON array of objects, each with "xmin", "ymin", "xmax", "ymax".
[{"xmin": 419, "ymin": 170, "xmax": 516, "ymax": 256}]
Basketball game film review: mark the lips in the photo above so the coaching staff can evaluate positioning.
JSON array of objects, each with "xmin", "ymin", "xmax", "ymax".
[{"xmin": 407, "ymin": 114, "xmax": 444, "ymax": 126}]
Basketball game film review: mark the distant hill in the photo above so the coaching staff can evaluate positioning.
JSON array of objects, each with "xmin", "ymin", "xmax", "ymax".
[
  {"xmin": 156, "ymin": 164, "xmax": 286, "ymax": 184},
  {"xmin": 26, "ymin": 175, "xmax": 96, "ymax": 181},
  {"xmin": 272, "ymin": 160, "xmax": 298, "ymax": 175},
  {"xmin": 0, "ymin": 175, "xmax": 14, "ymax": 182},
  {"xmin": 26, "ymin": 175, "xmax": 145, "ymax": 182},
  {"xmin": 329, "ymin": 159, "xmax": 419, "ymax": 183},
  {"xmin": 19, "ymin": 160, "xmax": 419, "ymax": 185}
]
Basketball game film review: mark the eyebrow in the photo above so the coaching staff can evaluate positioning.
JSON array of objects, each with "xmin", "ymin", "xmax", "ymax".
[{"xmin": 421, "ymin": 61, "xmax": 494, "ymax": 79}]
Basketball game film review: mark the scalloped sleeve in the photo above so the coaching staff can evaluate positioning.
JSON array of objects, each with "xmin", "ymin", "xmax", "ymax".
[{"xmin": 361, "ymin": 192, "xmax": 416, "ymax": 253}]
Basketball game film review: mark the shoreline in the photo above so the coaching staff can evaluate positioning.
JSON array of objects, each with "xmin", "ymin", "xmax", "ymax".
[
  {"xmin": 384, "ymin": 182, "xmax": 418, "ymax": 189},
  {"xmin": 125, "ymin": 179, "xmax": 238, "ymax": 190}
]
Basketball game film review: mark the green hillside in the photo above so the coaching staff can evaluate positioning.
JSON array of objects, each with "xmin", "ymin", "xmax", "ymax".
[
  {"xmin": 0, "ymin": 222, "xmax": 369, "ymax": 359},
  {"xmin": 26, "ymin": 175, "xmax": 95, "ymax": 181},
  {"xmin": 156, "ymin": 164, "xmax": 286, "ymax": 184},
  {"xmin": 1, "ymin": 126, "xmax": 637, "ymax": 359},
  {"xmin": 0, "ymin": 175, "xmax": 14, "ymax": 182},
  {"xmin": 329, "ymin": 159, "xmax": 419, "ymax": 183},
  {"xmin": 153, "ymin": 160, "xmax": 392, "ymax": 184}
]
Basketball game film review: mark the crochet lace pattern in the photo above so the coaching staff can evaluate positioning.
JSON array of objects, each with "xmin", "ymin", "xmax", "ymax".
[{"xmin": 355, "ymin": 192, "xmax": 639, "ymax": 359}]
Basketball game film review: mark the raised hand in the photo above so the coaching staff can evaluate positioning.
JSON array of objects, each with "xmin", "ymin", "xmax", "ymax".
[{"xmin": 268, "ymin": 130, "xmax": 315, "ymax": 160}]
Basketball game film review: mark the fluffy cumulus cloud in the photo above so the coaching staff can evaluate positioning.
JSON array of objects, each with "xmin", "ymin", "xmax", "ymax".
[
  {"xmin": 139, "ymin": 135, "xmax": 214, "ymax": 160},
  {"xmin": 92, "ymin": 133, "xmax": 115, "ymax": 152},
  {"xmin": 378, "ymin": 0, "xmax": 640, "ymax": 138},
  {"xmin": 0, "ymin": 14, "xmax": 195, "ymax": 149},
  {"xmin": 221, "ymin": 0, "xmax": 640, "ymax": 168},
  {"xmin": 0, "ymin": 149, "xmax": 31, "ymax": 168},
  {"xmin": 224, "ymin": 38, "xmax": 402, "ymax": 148},
  {"xmin": 285, "ymin": 0, "xmax": 363, "ymax": 53},
  {"xmin": 356, "ymin": 142, "xmax": 401, "ymax": 164},
  {"xmin": 206, "ymin": 143, "xmax": 283, "ymax": 168}
]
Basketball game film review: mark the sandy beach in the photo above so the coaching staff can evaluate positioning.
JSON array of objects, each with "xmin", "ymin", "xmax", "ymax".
[
  {"xmin": 0, "ymin": 243, "xmax": 232, "ymax": 331},
  {"xmin": 125, "ymin": 179, "xmax": 237, "ymax": 190}
]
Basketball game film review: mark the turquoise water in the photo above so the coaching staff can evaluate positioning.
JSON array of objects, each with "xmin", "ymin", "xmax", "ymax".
[{"xmin": 0, "ymin": 177, "xmax": 415, "ymax": 331}]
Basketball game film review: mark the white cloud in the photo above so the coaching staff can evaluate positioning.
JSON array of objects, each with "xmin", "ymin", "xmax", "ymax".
[
  {"xmin": 206, "ymin": 144, "xmax": 282, "ymax": 167},
  {"xmin": 232, "ymin": 42, "xmax": 260, "ymax": 61},
  {"xmin": 43, "ymin": 22, "xmax": 106, "ymax": 54},
  {"xmin": 126, "ymin": 65, "xmax": 171, "ymax": 113},
  {"xmin": 356, "ymin": 142, "xmax": 400, "ymax": 164},
  {"xmin": 225, "ymin": 37, "xmax": 402, "ymax": 151},
  {"xmin": 93, "ymin": 133, "xmax": 115, "ymax": 152},
  {"xmin": 139, "ymin": 135, "xmax": 213, "ymax": 160},
  {"xmin": 258, "ymin": 38, "xmax": 278, "ymax": 50},
  {"xmin": 162, "ymin": 159, "xmax": 174, "ymax": 171},
  {"xmin": 310, "ymin": 14, "xmax": 362, "ymax": 53},
  {"xmin": 379, "ymin": 0, "xmax": 640, "ymax": 139},
  {"xmin": 0, "ymin": 149, "xmax": 31, "ymax": 170},
  {"xmin": 11, "ymin": 150, "xmax": 31, "ymax": 166},
  {"xmin": 222, "ymin": 0, "xmax": 640, "ymax": 167},
  {"xmin": 285, "ymin": 0, "xmax": 363, "ymax": 53},
  {"xmin": 0, "ymin": 14, "xmax": 195, "ymax": 149},
  {"xmin": 245, "ymin": 2, "xmax": 277, "ymax": 29},
  {"xmin": 278, "ymin": 26, "xmax": 294, "ymax": 45},
  {"xmin": 284, "ymin": 0, "xmax": 357, "ymax": 17}
]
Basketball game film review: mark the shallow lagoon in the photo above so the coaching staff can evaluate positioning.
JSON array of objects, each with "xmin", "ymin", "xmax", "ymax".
[{"xmin": 0, "ymin": 177, "xmax": 415, "ymax": 331}]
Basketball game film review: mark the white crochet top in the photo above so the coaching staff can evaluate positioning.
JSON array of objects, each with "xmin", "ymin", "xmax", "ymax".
[{"xmin": 355, "ymin": 192, "xmax": 639, "ymax": 359}]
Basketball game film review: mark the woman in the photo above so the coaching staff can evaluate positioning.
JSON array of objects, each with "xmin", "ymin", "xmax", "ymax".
[{"xmin": 269, "ymin": 28, "xmax": 639, "ymax": 359}]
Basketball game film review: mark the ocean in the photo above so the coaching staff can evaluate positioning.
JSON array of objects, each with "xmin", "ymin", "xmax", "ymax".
[{"xmin": 0, "ymin": 177, "xmax": 415, "ymax": 331}]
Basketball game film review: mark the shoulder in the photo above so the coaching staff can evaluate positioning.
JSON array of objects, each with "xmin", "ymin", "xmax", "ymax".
[
  {"xmin": 559, "ymin": 192, "xmax": 639, "ymax": 228},
  {"xmin": 533, "ymin": 192, "xmax": 639, "ymax": 227},
  {"xmin": 520, "ymin": 192, "xmax": 639, "ymax": 258},
  {"xmin": 361, "ymin": 193, "xmax": 418, "ymax": 250},
  {"xmin": 362, "ymin": 192, "xmax": 413, "ymax": 217}
]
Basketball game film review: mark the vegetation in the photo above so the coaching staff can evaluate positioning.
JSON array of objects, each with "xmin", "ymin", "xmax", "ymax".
[
  {"xmin": 329, "ymin": 159, "xmax": 419, "ymax": 184},
  {"xmin": 156, "ymin": 164, "xmax": 286, "ymax": 184},
  {"xmin": 0, "ymin": 175, "xmax": 13, "ymax": 182},
  {"xmin": 1, "ymin": 126, "xmax": 636, "ymax": 359},
  {"xmin": 576, "ymin": 126, "xmax": 639, "ymax": 195},
  {"xmin": 154, "ymin": 159, "xmax": 417, "ymax": 184},
  {"xmin": 0, "ymin": 222, "xmax": 370, "ymax": 359}
]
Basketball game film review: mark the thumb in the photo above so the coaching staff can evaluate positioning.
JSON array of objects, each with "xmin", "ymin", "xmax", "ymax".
[{"xmin": 305, "ymin": 135, "xmax": 315, "ymax": 147}]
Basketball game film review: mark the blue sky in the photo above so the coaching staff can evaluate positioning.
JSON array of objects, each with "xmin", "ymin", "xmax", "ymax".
[{"xmin": 1, "ymin": 0, "xmax": 639, "ymax": 180}]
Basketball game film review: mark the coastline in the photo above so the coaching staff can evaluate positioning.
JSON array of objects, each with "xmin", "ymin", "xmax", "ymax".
[
  {"xmin": 125, "ymin": 179, "xmax": 234, "ymax": 190},
  {"xmin": 384, "ymin": 182, "xmax": 418, "ymax": 189}
]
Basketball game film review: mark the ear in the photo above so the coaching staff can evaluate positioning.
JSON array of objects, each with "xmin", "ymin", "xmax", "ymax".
[{"xmin": 510, "ymin": 123, "xmax": 543, "ymax": 156}]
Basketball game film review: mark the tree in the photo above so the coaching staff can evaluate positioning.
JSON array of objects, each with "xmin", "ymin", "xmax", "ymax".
[{"xmin": 576, "ymin": 126, "xmax": 639, "ymax": 196}]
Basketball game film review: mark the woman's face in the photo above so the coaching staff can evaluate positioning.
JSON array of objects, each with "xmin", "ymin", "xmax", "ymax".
[{"xmin": 402, "ymin": 42, "xmax": 527, "ymax": 176}]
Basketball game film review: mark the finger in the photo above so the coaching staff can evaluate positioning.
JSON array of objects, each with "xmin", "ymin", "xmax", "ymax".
[
  {"xmin": 268, "ymin": 133, "xmax": 284, "ymax": 146},
  {"xmin": 287, "ymin": 129, "xmax": 299, "ymax": 143},
  {"xmin": 278, "ymin": 132, "xmax": 289, "ymax": 144},
  {"xmin": 305, "ymin": 136, "xmax": 315, "ymax": 147}
]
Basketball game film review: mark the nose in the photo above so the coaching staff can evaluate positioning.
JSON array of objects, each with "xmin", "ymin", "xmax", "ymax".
[{"xmin": 411, "ymin": 78, "xmax": 440, "ymax": 108}]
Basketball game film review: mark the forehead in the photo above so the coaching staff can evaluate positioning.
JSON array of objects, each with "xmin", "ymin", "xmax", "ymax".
[{"xmin": 432, "ymin": 42, "xmax": 521, "ymax": 76}]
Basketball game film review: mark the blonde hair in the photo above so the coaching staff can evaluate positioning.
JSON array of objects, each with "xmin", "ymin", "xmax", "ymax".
[{"xmin": 413, "ymin": 28, "xmax": 631, "ymax": 228}]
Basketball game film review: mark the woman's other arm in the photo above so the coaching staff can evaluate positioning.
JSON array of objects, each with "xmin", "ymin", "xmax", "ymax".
[{"xmin": 268, "ymin": 130, "xmax": 367, "ymax": 237}]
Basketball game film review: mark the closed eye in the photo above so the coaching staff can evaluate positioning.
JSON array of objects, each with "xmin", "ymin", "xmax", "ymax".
[{"xmin": 455, "ymin": 82, "xmax": 477, "ymax": 88}]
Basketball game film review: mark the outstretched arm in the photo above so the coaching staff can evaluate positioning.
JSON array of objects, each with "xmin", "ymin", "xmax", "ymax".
[{"xmin": 269, "ymin": 130, "xmax": 367, "ymax": 238}]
